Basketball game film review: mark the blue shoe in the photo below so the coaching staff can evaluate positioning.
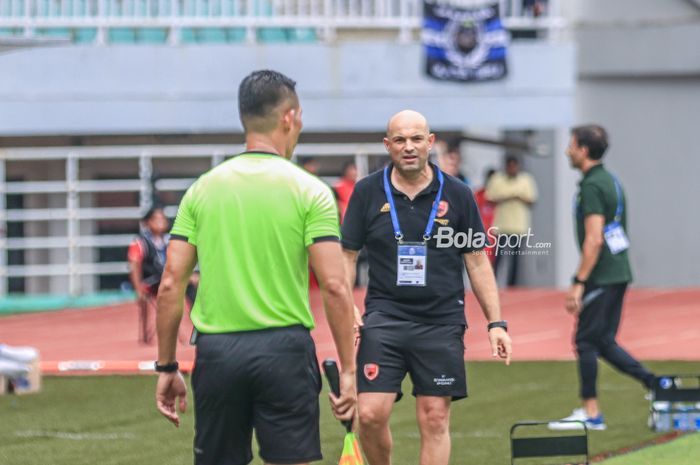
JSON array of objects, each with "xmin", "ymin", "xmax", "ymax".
[{"xmin": 586, "ymin": 414, "xmax": 607, "ymax": 430}]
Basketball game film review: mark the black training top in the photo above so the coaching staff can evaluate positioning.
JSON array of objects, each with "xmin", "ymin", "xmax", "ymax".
[{"xmin": 341, "ymin": 163, "xmax": 485, "ymax": 325}]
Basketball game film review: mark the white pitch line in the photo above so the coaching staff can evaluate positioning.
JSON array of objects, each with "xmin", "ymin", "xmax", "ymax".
[{"xmin": 14, "ymin": 431, "xmax": 136, "ymax": 440}]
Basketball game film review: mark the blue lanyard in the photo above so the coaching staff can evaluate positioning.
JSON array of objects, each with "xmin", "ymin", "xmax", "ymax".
[
  {"xmin": 611, "ymin": 175, "xmax": 623, "ymax": 222},
  {"xmin": 383, "ymin": 164, "xmax": 444, "ymax": 243},
  {"xmin": 574, "ymin": 175, "xmax": 624, "ymax": 222}
]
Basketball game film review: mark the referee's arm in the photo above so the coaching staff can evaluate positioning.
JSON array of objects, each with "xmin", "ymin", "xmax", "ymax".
[
  {"xmin": 154, "ymin": 240, "xmax": 197, "ymax": 427},
  {"xmin": 157, "ymin": 240, "xmax": 197, "ymax": 365},
  {"xmin": 309, "ymin": 241, "xmax": 357, "ymax": 422}
]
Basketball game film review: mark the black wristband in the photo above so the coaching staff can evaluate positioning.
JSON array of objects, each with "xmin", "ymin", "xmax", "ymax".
[
  {"xmin": 487, "ymin": 320, "xmax": 508, "ymax": 332},
  {"xmin": 154, "ymin": 361, "xmax": 179, "ymax": 373},
  {"xmin": 572, "ymin": 276, "xmax": 587, "ymax": 285}
]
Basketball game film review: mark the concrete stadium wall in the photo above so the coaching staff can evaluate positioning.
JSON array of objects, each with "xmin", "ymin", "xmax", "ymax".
[{"xmin": 0, "ymin": 41, "xmax": 575, "ymax": 135}]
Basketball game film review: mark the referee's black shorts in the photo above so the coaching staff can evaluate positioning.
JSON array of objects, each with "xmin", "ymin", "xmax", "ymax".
[
  {"xmin": 192, "ymin": 325, "xmax": 322, "ymax": 465},
  {"xmin": 357, "ymin": 311, "xmax": 467, "ymax": 401}
]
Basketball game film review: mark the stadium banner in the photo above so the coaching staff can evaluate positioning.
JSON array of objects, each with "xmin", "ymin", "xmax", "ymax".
[{"xmin": 422, "ymin": 1, "xmax": 509, "ymax": 82}]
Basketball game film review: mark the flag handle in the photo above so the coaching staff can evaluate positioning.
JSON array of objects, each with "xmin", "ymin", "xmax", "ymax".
[{"xmin": 323, "ymin": 359, "xmax": 353, "ymax": 433}]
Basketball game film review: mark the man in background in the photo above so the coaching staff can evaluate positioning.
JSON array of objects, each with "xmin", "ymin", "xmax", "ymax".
[
  {"xmin": 474, "ymin": 168, "xmax": 497, "ymax": 265},
  {"xmin": 436, "ymin": 138, "xmax": 468, "ymax": 184},
  {"xmin": 485, "ymin": 155, "xmax": 537, "ymax": 286},
  {"xmin": 127, "ymin": 206, "xmax": 196, "ymax": 344},
  {"xmin": 549, "ymin": 124, "xmax": 655, "ymax": 431},
  {"xmin": 335, "ymin": 161, "xmax": 358, "ymax": 222}
]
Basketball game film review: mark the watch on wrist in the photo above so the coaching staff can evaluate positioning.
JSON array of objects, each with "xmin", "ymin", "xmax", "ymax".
[
  {"xmin": 154, "ymin": 361, "xmax": 179, "ymax": 373},
  {"xmin": 572, "ymin": 275, "xmax": 587, "ymax": 285},
  {"xmin": 487, "ymin": 320, "xmax": 508, "ymax": 332}
]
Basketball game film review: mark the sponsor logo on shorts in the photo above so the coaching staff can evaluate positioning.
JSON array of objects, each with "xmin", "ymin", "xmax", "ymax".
[
  {"xmin": 364, "ymin": 363, "xmax": 379, "ymax": 381},
  {"xmin": 434, "ymin": 374, "xmax": 455, "ymax": 386}
]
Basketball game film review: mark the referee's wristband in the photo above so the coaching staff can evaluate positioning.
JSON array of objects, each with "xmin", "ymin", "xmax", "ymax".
[
  {"xmin": 487, "ymin": 321, "xmax": 508, "ymax": 332},
  {"xmin": 154, "ymin": 361, "xmax": 179, "ymax": 373}
]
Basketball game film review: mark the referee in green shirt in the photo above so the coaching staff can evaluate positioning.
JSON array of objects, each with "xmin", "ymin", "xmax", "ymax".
[{"xmin": 154, "ymin": 70, "xmax": 357, "ymax": 465}]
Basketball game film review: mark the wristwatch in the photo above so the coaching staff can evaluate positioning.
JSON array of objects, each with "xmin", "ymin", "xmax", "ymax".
[
  {"xmin": 154, "ymin": 361, "xmax": 179, "ymax": 373},
  {"xmin": 572, "ymin": 275, "xmax": 587, "ymax": 285},
  {"xmin": 487, "ymin": 320, "xmax": 508, "ymax": 332}
]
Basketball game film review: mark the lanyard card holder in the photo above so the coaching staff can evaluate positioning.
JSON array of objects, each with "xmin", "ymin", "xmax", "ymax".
[
  {"xmin": 383, "ymin": 164, "xmax": 444, "ymax": 288},
  {"xmin": 604, "ymin": 221, "xmax": 629, "ymax": 255},
  {"xmin": 397, "ymin": 242, "xmax": 427, "ymax": 286}
]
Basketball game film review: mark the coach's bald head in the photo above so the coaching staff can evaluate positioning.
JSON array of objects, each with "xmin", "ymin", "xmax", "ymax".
[
  {"xmin": 384, "ymin": 110, "xmax": 435, "ymax": 179},
  {"xmin": 386, "ymin": 110, "xmax": 431, "ymax": 137}
]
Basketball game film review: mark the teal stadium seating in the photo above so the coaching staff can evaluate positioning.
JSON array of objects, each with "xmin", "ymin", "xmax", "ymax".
[{"xmin": 0, "ymin": 0, "xmax": 319, "ymax": 44}]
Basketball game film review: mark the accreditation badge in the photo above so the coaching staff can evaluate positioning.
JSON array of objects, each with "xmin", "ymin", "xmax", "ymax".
[
  {"xmin": 396, "ymin": 242, "xmax": 427, "ymax": 286},
  {"xmin": 603, "ymin": 221, "xmax": 630, "ymax": 254}
]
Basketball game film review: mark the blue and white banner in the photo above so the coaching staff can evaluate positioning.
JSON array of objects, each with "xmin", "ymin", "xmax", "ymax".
[{"xmin": 422, "ymin": 1, "xmax": 509, "ymax": 82}]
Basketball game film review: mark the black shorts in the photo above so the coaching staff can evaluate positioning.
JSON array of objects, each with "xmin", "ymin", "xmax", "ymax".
[
  {"xmin": 192, "ymin": 325, "xmax": 322, "ymax": 465},
  {"xmin": 357, "ymin": 312, "xmax": 467, "ymax": 401}
]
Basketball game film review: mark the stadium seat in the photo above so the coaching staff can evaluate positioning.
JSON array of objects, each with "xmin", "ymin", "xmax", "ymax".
[
  {"xmin": 226, "ymin": 28, "xmax": 246, "ymax": 43},
  {"xmin": 257, "ymin": 28, "xmax": 288, "ymax": 43},
  {"xmin": 35, "ymin": 28, "xmax": 73, "ymax": 40},
  {"xmin": 1, "ymin": 1, "xmax": 24, "ymax": 16},
  {"xmin": 137, "ymin": 28, "xmax": 168, "ymax": 44},
  {"xmin": 75, "ymin": 28, "xmax": 98, "ymax": 44},
  {"xmin": 510, "ymin": 421, "xmax": 589, "ymax": 465},
  {"xmin": 289, "ymin": 28, "xmax": 318, "ymax": 43},
  {"xmin": 180, "ymin": 28, "xmax": 198, "ymax": 44},
  {"xmin": 74, "ymin": 0, "xmax": 89, "ymax": 17},
  {"xmin": 108, "ymin": 28, "xmax": 137, "ymax": 44},
  {"xmin": 198, "ymin": 28, "xmax": 228, "ymax": 43}
]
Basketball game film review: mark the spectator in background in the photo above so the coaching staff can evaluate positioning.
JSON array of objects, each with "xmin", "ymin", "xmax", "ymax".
[
  {"xmin": 486, "ymin": 156, "xmax": 537, "ymax": 287},
  {"xmin": 299, "ymin": 156, "xmax": 320, "ymax": 175},
  {"xmin": 474, "ymin": 168, "xmax": 497, "ymax": 265},
  {"xmin": 127, "ymin": 207, "xmax": 196, "ymax": 344},
  {"xmin": 334, "ymin": 161, "xmax": 358, "ymax": 222},
  {"xmin": 523, "ymin": 0, "xmax": 547, "ymax": 17},
  {"xmin": 437, "ymin": 138, "xmax": 469, "ymax": 184}
]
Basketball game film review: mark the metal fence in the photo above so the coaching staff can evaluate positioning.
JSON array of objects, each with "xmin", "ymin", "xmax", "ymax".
[{"xmin": 0, "ymin": 143, "xmax": 386, "ymax": 296}]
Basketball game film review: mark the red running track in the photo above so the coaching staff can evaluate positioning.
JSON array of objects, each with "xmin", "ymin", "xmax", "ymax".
[{"xmin": 0, "ymin": 288, "xmax": 698, "ymax": 374}]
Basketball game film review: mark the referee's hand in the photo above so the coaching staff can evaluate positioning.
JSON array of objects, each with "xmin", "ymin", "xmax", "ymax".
[
  {"xmin": 489, "ymin": 327, "xmax": 512, "ymax": 366},
  {"xmin": 156, "ymin": 372, "xmax": 188, "ymax": 427},
  {"xmin": 329, "ymin": 370, "xmax": 357, "ymax": 424}
]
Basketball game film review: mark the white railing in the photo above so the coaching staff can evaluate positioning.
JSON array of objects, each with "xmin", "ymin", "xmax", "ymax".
[
  {"xmin": 0, "ymin": 143, "xmax": 385, "ymax": 295},
  {"xmin": 0, "ymin": 0, "xmax": 566, "ymax": 44}
]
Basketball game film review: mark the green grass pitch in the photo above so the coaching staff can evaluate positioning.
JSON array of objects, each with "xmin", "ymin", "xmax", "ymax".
[{"xmin": 0, "ymin": 361, "xmax": 696, "ymax": 465}]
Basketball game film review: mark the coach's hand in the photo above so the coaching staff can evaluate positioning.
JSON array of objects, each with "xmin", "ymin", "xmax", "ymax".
[
  {"xmin": 489, "ymin": 327, "xmax": 512, "ymax": 366},
  {"xmin": 329, "ymin": 370, "xmax": 357, "ymax": 424},
  {"xmin": 156, "ymin": 371, "xmax": 188, "ymax": 427},
  {"xmin": 565, "ymin": 284, "xmax": 584, "ymax": 315}
]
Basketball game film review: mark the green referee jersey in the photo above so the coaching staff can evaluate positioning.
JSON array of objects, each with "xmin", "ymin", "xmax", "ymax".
[{"xmin": 170, "ymin": 152, "xmax": 340, "ymax": 333}]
